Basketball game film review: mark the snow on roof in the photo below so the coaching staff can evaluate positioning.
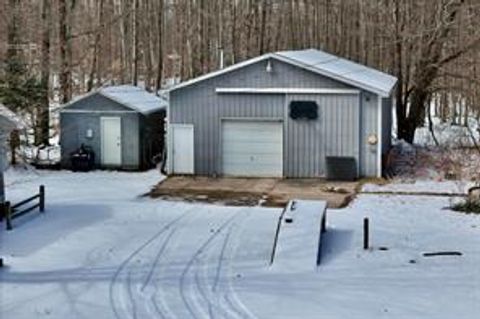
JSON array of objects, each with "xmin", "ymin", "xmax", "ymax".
[
  {"xmin": 0, "ymin": 103, "xmax": 23, "ymax": 131},
  {"xmin": 276, "ymin": 49, "xmax": 397, "ymax": 97},
  {"xmin": 62, "ymin": 85, "xmax": 167, "ymax": 115},
  {"xmin": 171, "ymin": 48, "xmax": 397, "ymax": 97},
  {"xmin": 99, "ymin": 85, "xmax": 167, "ymax": 115}
]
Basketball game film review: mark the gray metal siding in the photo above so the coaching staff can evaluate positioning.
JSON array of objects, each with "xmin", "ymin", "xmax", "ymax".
[
  {"xmin": 60, "ymin": 112, "xmax": 140, "ymax": 169},
  {"xmin": 215, "ymin": 58, "xmax": 354, "ymax": 89},
  {"xmin": 170, "ymin": 58, "xmax": 381, "ymax": 177},
  {"xmin": 360, "ymin": 92, "xmax": 379, "ymax": 177},
  {"xmin": 64, "ymin": 93, "xmax": 133, "ymax": 112},
  {"xmin": 285, "ymin": 94, "xmax": 359, "ymax": 177},
  {"xmin": 171, "ymin": 92, "xmax": 284, "ymax": 175}
]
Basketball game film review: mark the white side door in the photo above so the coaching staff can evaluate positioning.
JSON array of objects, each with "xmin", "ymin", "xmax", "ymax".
[
  {"xmin": 171, "ymin": 124, "xmax": 194, "ymax": 174},
  {"xmin": 101, "ymin": 117, "xmax": 122, "ymax": 166}
]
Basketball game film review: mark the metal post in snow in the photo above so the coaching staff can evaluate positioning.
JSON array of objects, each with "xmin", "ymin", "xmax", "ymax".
[
  {"xmin": 39, "ymin": 185, "xmax": 45, "ymax": 212},
  {"xmin": 363, "ymin": 217, "xmax": 369, "ymax": 250},
  {"xmin": 5, "ymin": 201, "xmax": 12, "ymax": 231}
]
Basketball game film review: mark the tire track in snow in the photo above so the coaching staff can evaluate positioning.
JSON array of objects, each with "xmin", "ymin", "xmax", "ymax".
[
  {"xmin": 140, "ymin": 228, "xmax": 176, "ymax": 292},
  {"xmin": 149, "ymin": 207, "xmax": 222, "ymax": 319},
  {"xmin": 218, "ymin": 212, "xmax": 258, "ymax": 319},
  {"xmin": 109, "ymin": 205, "xmax": 193, "ymax": 319},
  {"xmin": 202, "ymin": 225, "xmax": 243, "ymax": 319},
  {"xmin": 179, "ymin": 210, "xmax": 242, "ymax": 319},
  {"xmin": 143, "ymin": 227, "xmax": 177, "ymax": 319},
  {"xmin": 183, "ymin": 209, "xmax": 256, "ymax": 319},
  {"xmin": 126, "ymin": 270, "xmax": 138, "ymax": 319}
]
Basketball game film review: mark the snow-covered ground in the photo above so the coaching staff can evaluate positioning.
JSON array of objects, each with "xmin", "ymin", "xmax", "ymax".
[
  {"xmin": 1, "ymin": 170, "xmax": 479, "ymax": 319},
  {"xmin": 362, "ymin": 180, "xmax": 474, "ymax": 194},
  {"xmin": 414, "ymin": 117, "xmax": 480, "ymax": 148}
]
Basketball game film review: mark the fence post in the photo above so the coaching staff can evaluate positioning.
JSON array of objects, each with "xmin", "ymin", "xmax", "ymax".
[
  {"xmin": 39, "ymin": 185, "xmax": 45, "ymax": 212},
  {"xmin": 363, "ymin": 217, "xmax": 369, "ymax": 250},
  {"xmin": 6, "ymin": 201, "xmax": 12, "ymax": 231}
]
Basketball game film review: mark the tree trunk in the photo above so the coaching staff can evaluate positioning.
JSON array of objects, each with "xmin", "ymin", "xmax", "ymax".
[
  {"xmin": 259, "ymin": 0, "xmax": 267, "ymax": 54},
  {"xmin": 155, "ymin": 0, "xmax": 164, "ymax": 92},
  {"xmin": 132, "ymin": 0, "xmax": 139, "ymax": 86},
  {"xmin": 37, "ymin": 0, "xmax": 51, "ymax": 146},
  {"xmin": 87, "ymin": 0, "xmax": 105, "ymax": 91},
  {"xmin": 399, "ymin": 86, "xmax": 430, "ymax": 143},
  {"xmin": 58, "ymin": 0, "xmax": 71, "ymax": 103}
]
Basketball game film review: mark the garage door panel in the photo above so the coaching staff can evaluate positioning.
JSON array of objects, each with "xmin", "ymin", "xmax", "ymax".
[
  {"xmin": 223, "ymin": 132, "xmax": 282, "ymax": 141},
  {"xmin": 222, "ymin": 121, "xmax": 283, "ymax": 177},
  {"xmin": 223, "ymin": 163, "xmax": 282, "ymax": 176},
  {"xmin": 224, "ymin": 121, "xmax": 279, "ymax": 129},
  {"xmin": 223, "ymin": 143, "xmax": 281, "ymax": 154},
  {"xmin": 223, "ymin": 132, "xmax": 282, "ymax": 143},
  {"xmin": 223, "ymin": 154, "xmax": 283, "ymax": 163}
]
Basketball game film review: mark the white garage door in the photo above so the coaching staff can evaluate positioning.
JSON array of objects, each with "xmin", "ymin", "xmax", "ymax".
[{"xmin": 222, "ymin": 120, "xmax": 283, "ymax": 177}]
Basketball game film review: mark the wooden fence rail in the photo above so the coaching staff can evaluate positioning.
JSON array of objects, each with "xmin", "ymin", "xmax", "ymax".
[{"xmin": 3, "ymin": 185, "xmax": 45, "ymax": 230}]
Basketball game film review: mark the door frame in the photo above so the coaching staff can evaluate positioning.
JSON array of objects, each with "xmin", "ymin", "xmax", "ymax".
[
  {"xmin": 169, "ymin": 123, "xmax": 194, "ymax": 174},
  {"xmin": 100, "ymin": 116, "xmax": 122, "ymax": 166}
]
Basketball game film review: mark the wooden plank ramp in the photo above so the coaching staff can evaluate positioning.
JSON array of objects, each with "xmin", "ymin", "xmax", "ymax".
[{"xmin": 270, "ymin": 199, "xmax": 327, "ymax": 272}]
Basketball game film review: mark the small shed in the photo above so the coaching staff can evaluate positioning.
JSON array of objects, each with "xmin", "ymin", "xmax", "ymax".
[
  {"xmin": 0, "ymin": 104, "xmax": 21, "ymax": 204},
  {"xmin": 60, "ymin": 85, "xmax": 167, "ymax": 170},
  {"xmin": 168, "ymin": 49, "xmax": 397, "ymax": 178}
]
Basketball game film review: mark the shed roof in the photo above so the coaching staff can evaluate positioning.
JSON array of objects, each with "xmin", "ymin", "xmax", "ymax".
[
  {"xmin": 0, "ymin": 103, "xmax": 23, "ymax": 132},
  {"xmin": 63, "ymin": 85, "xmax": 167, "ymax": 115},
  {"xmin": 170, "ymin": 48, "xmax": 397, "ymax": 97}
]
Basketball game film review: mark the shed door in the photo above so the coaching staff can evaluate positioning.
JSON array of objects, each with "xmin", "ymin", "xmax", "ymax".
[
  {"xmin": 171, "ymin": 124, "xmax": 194, "ymax": 174},
  {"xmin": 222, "ymin": 120, "xmax": 283, "ymax": 177},
  {"xmin": 101, "ymin": 117, "xmax": 122, "ymax": 166}
]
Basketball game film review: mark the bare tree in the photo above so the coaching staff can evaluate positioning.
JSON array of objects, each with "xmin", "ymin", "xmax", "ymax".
[
  {"xmin": 37, "ymin": 0, "xmax": 50, "ymax": 145},
  {"xmin": 58, "ymin": 0, "xmax": 71, "ymax": 103},
  {"xmin": 3, "ymin": 0, "xmax": 480, "ymax": 146}
]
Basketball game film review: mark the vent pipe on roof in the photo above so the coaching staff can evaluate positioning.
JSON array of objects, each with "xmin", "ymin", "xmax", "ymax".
[
  {"xmin": 266, "ymin": 60, "xmax": 273, "ymax": 73},
  {"xmin": 219, "ymin": 48, "xmax": 224, "ymax": 69}
]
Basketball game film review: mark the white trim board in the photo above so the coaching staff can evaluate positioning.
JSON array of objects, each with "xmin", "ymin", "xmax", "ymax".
[
  {"xmin": 60, "ymin": 110, "xmax": 137, "ymax": 114},
  {"xmin": 216, "ymin": 88, "xmax": 360, "ymax": 95}
]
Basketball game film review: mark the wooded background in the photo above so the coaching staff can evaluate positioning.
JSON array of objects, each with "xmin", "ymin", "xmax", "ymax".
[{"xmin": 1, "ymin": 0, "xmax": 480, "ymax": 146}]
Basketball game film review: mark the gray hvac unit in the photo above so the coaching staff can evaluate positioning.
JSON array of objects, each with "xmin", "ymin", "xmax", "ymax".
[{"xmin": 326, "ymin": 156, "xmax": 357, "ymax": 181}]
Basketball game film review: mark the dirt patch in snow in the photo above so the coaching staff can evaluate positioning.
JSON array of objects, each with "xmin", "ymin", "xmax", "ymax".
[{"xmin": 150, "ymin": 176, "xmax": 358, "ymax": 208}]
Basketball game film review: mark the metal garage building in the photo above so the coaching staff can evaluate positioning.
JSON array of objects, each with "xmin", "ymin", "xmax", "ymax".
[
  {"xmin": 167, "ymin": 49, "xmax": 397, "ymax": 178},
  {"xmin": 60, "ymin": 85, "xmax": 167, "ymax": 170}
]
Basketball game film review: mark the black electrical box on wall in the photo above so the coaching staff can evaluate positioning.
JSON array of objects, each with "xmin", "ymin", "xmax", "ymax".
[{"xmin": 289, "ymin": 101, "xmax": 318, "ymax": 120}]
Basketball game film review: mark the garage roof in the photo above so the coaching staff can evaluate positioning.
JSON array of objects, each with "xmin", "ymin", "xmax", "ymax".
[
  {"xmin": 170, "ymin": 48, "xmax": 397, "ymax": 97},
  {"xmin": 63, "ymin": 85, "xmax": 167, "ymax": 115}
]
